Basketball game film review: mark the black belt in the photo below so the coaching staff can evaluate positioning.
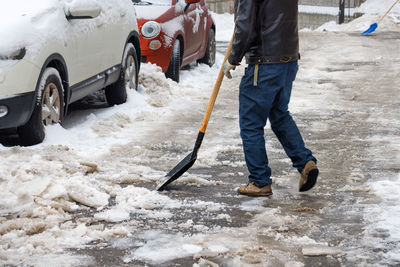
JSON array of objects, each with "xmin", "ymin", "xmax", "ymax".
[{"xmin": 246, "ymin": 54, "xmax": 300, "ymax": 64}]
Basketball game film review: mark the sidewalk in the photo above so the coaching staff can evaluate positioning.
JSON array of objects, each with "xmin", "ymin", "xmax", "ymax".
[{"xmin": 0, "ymin": 31, "xmax": 399, "ymax": 266}]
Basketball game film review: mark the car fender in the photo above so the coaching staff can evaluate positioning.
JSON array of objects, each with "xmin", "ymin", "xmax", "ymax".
[
  {"xmin": 125, "ymin": 31, "xmax": 142, "ymax": 72},
  {"xmin": 151, "ymin": 30, "xmax": 185, "ymax": 72},
  {"xmin": 170, "ymin": 31, "xmax": 185, "ymax": 65}
]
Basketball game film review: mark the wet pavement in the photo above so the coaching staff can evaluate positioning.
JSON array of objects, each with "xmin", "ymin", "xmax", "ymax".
[
  {"xmin": 1, "ymin": 31, "xmax": 399, "ymax": 266},
  {"xmin": 71, "ymin": 32, "xmax": 400, "ymax": 266}
]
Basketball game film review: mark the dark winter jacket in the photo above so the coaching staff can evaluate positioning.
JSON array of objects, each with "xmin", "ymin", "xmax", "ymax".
[{"xmin": 228, "ymin": 0, "xmax": 299, "ymax": 65}]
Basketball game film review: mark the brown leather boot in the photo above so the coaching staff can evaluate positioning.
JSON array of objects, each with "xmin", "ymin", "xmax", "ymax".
[
  {"xmin": 299, "ymin": 160, "xmax": 319, "ymax": 192},
  {"xmin": 238, "ymin": 182, "xmax": 272, "ymax": 196}
]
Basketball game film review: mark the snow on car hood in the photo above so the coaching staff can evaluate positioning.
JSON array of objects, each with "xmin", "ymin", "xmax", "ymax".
[
  {"xmin": 0, "ymin": 0, "xmax": 68, "ymax": 58},
  {"xmin": 0, "ymin": 0, "xmax": 135, "ymax": 61},
  {"xmin": 134, "ymin": 5, "xmax": 171, "ymax": 20}
]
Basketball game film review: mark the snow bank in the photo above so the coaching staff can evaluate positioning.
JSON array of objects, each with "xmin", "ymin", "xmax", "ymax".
[
  {"xmin": 316, "ymin": 0, "xmax": 400, "ymax": 32},
  {"xmin": 357, "ymin": 0, "xmax": 400, "ymax": 15},
  {"xmin": 0, "ymin": 44, "xmax": 225, "ymax": 264}
]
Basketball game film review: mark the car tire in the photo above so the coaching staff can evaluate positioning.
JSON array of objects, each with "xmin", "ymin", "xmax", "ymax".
[
  {"xmin": 17, "ymin": 67, "xmax": 64, "ymax": 146},
  {"xmin": 165, "ymin": 39, "xmax": 181, "ymax": 83},
  {"xmin": 105, "ymin": 43, "xmax": 138, "ymax": 106},
  {"xmin": 198, "ymin": 28, "xmax": 216, "ymax": 67}
]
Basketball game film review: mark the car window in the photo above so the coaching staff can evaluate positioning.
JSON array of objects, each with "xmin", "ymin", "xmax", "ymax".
[{"xmin": 132, "ymin": 0, "xmax": 171, "ymax": 6}]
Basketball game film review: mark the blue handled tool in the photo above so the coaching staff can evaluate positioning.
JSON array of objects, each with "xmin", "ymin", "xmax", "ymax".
[{"xmin": 361, "ymin": 0, "xmax": 399, "ymax": 35}]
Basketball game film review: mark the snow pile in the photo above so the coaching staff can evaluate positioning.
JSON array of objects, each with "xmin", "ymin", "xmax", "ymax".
[
  {"xmin": 138, "ymin": 63, "xmax": 173, "ymax": 107},
  {"xmin": 356, "ymin": 0, "xmax": 400, "ymax": 16},
  {"xmin": 0, "ymin": 47, "xmax": 224, "ymax": 264},
  {"xmin": 67, "ymin": 178, "xmax": 110, "ymax": 208},
  {"xmin": 316, "ymin": 0, "xmax": 400, "ymax": 32},
  {"xmin": 94, "ymin": 185, "xmax": 181, "ymax": 222}
]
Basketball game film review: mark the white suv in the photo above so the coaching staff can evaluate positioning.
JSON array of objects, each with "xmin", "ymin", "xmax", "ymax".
[{"xmin": 0, "ymin": 0, "xmax": 141, "ymax": 145}]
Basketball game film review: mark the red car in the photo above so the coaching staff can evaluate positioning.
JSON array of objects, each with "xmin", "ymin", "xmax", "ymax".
[{"xmin": 133, "ymin": 0, "xmax": 216, "ymax": 82}]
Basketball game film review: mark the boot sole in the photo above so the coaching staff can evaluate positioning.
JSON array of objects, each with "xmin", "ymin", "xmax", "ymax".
[
  {"xmin": 238, "ymin": 191, "xmax": 273, "ymax": 197},
  {"xmin": 299, "ymin": 168, "xmax": 319, "ymax": 192}
]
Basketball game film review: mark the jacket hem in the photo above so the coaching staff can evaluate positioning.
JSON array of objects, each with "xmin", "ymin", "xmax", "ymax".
[{"xmin": 246, "ymin": 54, "xmax": 300, "ymax": 64}]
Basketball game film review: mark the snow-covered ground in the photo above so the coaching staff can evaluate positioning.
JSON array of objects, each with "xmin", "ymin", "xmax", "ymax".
[
  {"xmin": 301, "ymin": 7, "xmax": 400, "ymax": 260},
  {"xmin": 1, "ymin": 0, "xmax": 400, "ymax": 266},
  {"xmin": 315, "ymin": 0, "xmax": 400, "ymax": 31}
]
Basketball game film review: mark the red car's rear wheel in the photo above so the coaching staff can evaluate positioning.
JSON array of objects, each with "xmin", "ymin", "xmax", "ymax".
[{"xmin": 198, "ymin": 28, "xmax": 216, "ymax": 67}]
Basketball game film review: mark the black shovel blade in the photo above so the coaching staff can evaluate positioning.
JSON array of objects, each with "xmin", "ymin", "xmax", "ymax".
[{"xmin": 156, "ymin": 151, "xmax": 197, "ymax": 191}]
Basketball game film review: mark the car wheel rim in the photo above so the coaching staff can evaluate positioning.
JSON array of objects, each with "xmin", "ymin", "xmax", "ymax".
[
  {"xmin": 42, "ymin": 82, "xmax": 61, "ymax": 126},
  {"xmin": 209, "ymin": 34, "xmax": 216, "ymax": 65},
  {"xmin": 125, "ymin": 55, "xmax": 137, "ymax": 90}
]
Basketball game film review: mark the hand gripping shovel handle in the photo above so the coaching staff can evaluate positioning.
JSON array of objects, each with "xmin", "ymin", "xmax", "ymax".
[{"xmin": 156, "ymin": 36, "xmax": 234, "ymax": 191}]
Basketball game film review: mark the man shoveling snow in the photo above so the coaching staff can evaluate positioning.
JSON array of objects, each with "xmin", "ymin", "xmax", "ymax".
[{"xmin": 223, "ymin": 0, "xmax": 319, "ymax": 196}]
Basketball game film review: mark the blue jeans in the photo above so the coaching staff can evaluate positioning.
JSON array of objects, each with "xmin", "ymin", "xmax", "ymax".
[{"xmin": 239, "ymin": 61, "xmax": 316, "ymax": 187}]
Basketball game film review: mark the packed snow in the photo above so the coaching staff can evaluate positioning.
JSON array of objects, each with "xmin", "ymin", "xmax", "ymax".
[{"xmin": 1, "ymin": 0, "xmax": 400, "ymax": 265}]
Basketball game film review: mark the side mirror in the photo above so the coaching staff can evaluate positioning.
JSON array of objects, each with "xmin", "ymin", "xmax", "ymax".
[{"xmin": 66, "ymin": 1, "xmax": 101, "ymax": 20}]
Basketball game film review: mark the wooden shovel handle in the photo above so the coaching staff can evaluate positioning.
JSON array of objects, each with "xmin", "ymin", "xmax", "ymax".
[
  {"xmin": 199, "ymin": 35, "xmax": 234, "ymax": 133},
  {"xmin": 378, "ymin": 0, "xmax": 399, "ymax": 24}
]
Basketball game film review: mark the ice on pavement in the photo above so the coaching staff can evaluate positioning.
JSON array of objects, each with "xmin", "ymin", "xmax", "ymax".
[{"xmin": 0, "ymin": 49, "xmax": 230, "ymax": 264}]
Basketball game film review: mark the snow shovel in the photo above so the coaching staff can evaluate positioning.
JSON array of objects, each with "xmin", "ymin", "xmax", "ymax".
[
  {"xmin": 361, "ymin": 0, "xmax": 399, "ymax": 35},
  {"xmin": 157, "ymin": 37, "xmax": 234, "ymax": 191}
]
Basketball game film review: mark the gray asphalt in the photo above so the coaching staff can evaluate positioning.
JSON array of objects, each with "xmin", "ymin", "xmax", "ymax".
[
  {"xmin": 2, "ymin": 31, "xmax": 398, "ymax": 266},
  {"xmin": 70, "ymin": 31, "xmax": 400, "ymax": 266}
]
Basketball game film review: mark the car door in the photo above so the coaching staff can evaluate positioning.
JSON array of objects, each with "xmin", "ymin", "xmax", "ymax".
[
  {"xmin": 197, "ymin": 0, "xmax": 208, "ymax": 48},
  {"xmin": 70, "ymin": 4, "xmax": 128, "ymax": 81},
  {"xmin": 98, "ymin": 6, "xmax": 129, "ymax": 70},
  {"xmin": 182, "ymin": 0, "xmax": 203, "ymax": 57},
  {"xmin": 68, "ymin": 18, "xmax": 107, "ymax": 83}
]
